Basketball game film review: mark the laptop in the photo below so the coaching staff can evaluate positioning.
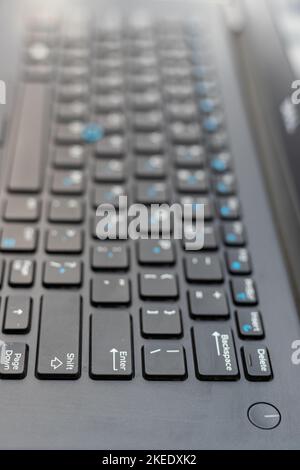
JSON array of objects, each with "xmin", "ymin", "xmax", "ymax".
[{"xmin": 0, "ymin": 0, "xmax": 299, "ymax": 451}]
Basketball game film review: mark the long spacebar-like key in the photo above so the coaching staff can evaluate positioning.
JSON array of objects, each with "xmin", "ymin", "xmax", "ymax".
[
  {"xmin": 8, "ymin": 84, "xmax": 49, "ymax": 193},
  {"xmin": 36, "ymin": 294, "xmax": 81, "ymax": 379},
  {"xmin": 90, "ymin": 311, "xmax": 133, "ymax": 379}
]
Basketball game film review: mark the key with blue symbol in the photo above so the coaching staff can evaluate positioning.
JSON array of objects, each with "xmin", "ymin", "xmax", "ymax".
[
  {"xmin": 43, "ymin": 259, "xmax": 82, "ymax": 286},
  {"xmin": 226, "ymin": 249, "xmax": 251, "ymax": 275},
  {"xmin": 214, "ymin": 173, "xmax": 236, "ymax": 195},
  {"xmin": 0, "ymin": 226, "xmax": 38, "ymax": 252},
  {"xmin": 175, "ymin": 145, "xmax": 205, "ymax": 168},
  {"xmin": 210, "ymin": 152, "xmax": 232, "ymax": 173},
  {"xmin": 236, "ymin": 310, "xmax": 264, "ymax": 338},
  {"xmin": 52, "ymin": 170, "xmax": 85, "ymax": 195},
  {"xmin": 138, "ymin": 239, "xmax": 175, "ymax": 265},
  {"xmin": 231, "ymin": 278, "xmax": 258, "ymax": 305},
  {"xmin": 222, "ymin": 221, "xmax": 246, "ymax": 246},
  {"xmin": 176, "ymin": 169, "xmax": 208, "ymax": 193},
  {"xmin": 217, "ymin": 197, "xmax": 241, "ymax": 220}
]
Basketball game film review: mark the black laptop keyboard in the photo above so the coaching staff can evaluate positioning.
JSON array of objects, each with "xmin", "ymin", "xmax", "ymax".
[{"xmin": 0, "ymin": 15, "xmax": 272, "ymax": 382}]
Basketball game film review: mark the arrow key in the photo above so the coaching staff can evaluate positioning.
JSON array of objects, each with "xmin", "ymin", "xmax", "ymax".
[{"xmin": 3, "ymin": 296, "xmax": 31, "ymax": 333}]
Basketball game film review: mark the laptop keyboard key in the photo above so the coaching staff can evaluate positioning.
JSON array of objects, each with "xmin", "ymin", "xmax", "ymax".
[
  {"xmin": 9, "ymin": 259, "xmax": 35, "ymax": 287},
  {"xmin": 139, "ymin": 272, "xmax": 178, "ymax": 299},
  {"xmin": 185, "ymin": 254, "xmax": 223, "ymax": 282},
  {"xmin": 0, "ymin": 226, "xmax": 38, "ymax": 252},
  {"xmin": 188, "ymin": 287, "xmax": 229, "ymax": 318},
  {"xmin": 236, "ymin": 309, "xmax": 264, "ymax": 339},
  {"xmin": 43, "ymin": 260, "xmax": 82, "ymax": 286},
  {"xmin": 36, "ymin": 293, "xmax": 81, "ymax": 379},
  {"xmin": 192, "ymin": 324, "xmax": 239, "ymax": 380},
  {"xmin": 4, "ymin": 197, "xmax": 40, "ymax": 222},
  {"xmin": 91, "ymin": 275, "xmax": 131, "ymax": 305},
  {"xmin": 0, "ymin": 342, "xmax": 28, "ymax": 379},
  {"xmin": 92, "ymin": 244, "xmax": 129, "ymax": 270},
  {"xmin": 142, "ymin": 345, "xmax": 186, "ymax": 380},
  {"xmin": 141, "ymin": 306, "xmax": 182, "ymax": 338},
  {"xmin": 231, "ymin": 278, "xmax": 258, "ymax": 305},
  {"xmin": 90, "ymin": 311, "xmax": 133, "ymax": 379},
  {"xmin": 242, "ymin": 345, "xmax": 272, "ymax": 381},
  {"xmin": 3, "ymin": 296, "xmax": 32, "ymax": 333}
]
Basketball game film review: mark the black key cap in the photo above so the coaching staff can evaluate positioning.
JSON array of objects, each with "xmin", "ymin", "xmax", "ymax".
[
  {"xmin": 92, "ymin": 243, "xmax": 129, "ymax": 270},
  {"xmin": 192, "ymin": 324, "xmax": 239, "ymax": 380},
  {"xmin": 176, "ymin": 169, "xmax": 208, "ymax": 193},
  {"xmin": 56, "ymin": 101, "xmax": 89, "ymax": 122},
  {"xmin": 185, "ymin": 254, "xmax": 223, "ymax": 282},
  {"xmin": 226, "ymin": 249, "xmax": 251, "ymax": 275},
  {"xmin": 142, "ymin": 345, "xmax": 186, "ymax": 380},
  {"xmin": 210, "ymin": 152, "xmax": 232, "ymax": 173},
  {"xmin": 3, "ymin": 296, "xmax": 31, "ymax": 333},
  {"xmin": 134, "ymin": 132, "xmax": 164, "ymax": 154},
  {"xmin": 93, "ymin": 184, "xmax": 126, "ymax": 209},
  {"xmin": 9, "ymin": 259, "xmax": 35, "ymax": 287},
  {"xmin": 139, "ymin": 272, "xmax": 178, "ymax": 299},
  {"xmin": 167, "ymin": 102, "xmax": 197, "ymax": 122},
  {"xmin": 97, "ymin": 113, "xmax": 125, "ymax": 134},
  {"xmin": 51, "ymin": 170, "xmax": 85, "ymax": 195},
  {"xmin": 43, "ymin": 260, "xmax": 82, "ymax": 286},
  {"xmin": 57, "ymin": 83, "xmax": 88, "ymax": 102},
  {"xmin": 95, "ymin": 135, "xmax": 125, "ymax": 158},
  {"xmin": 215, "ymin": 173, "xmax": 236, "ymax": 196},
  {"xmin": 49, "ymin": 198, "xmax": 84, "ymax": 223},
  {"xmin": 231, "ymin": 278, "xmax": 258, "ymax": 305},
  {"xmin": 183, "ymin": 223, "xmax": 218, "ymax": 251},
  {"xmin": 55, "ymin": 121, "xmax": 85, "ymax": 145},
  {"xmin": 90, "ymin": 311, "xmax": 133, "ymax": 379},
  {"xmin": 132, "ymin": 111, "xmax": 163, "ymax": 132},
  {"xmin": 175, "ymin": 145, "xmax": 205, "ymax": 168},
  {"xmin": 217, "ymin": 197, "xmax": 241, "ymax": 220},
  {"xmin": 136, "ymin": 181, "xmax": 169, "ymax": 204},
  {"xmin": 141, "ymin": 306, "xmax": 182, "ymax": 338},
  {"xmin": 138, "ymin": 239, "xmax": 175, "ymax": 265},
  {"xmin": 170, "ymin": 122, "xmax": 202, "ymax": 145},
  {"xmin": 236, "ymin": 309, "xmax": 264, "ymax": 339},
  {"xmin": 8, "ymin": 83, "xmax": 49, "ymax": 193},
  {"xmin": 179, "ymin": 195, "xmax": 214, "ymax": 220},
  {"xmin": 0, "ymin": 226, "xmax": 38, "ymax": 252},
  {"xmin": 91, "ymin": 275, "xmax": 131, "ymax": 305},
  {"xmin": 36, "ymin": 293, "xmax": 81, "ymax": 378},
  {"xmin": 188, "ymin": 287, "xmax": 229, "ymax": 318},
  {"xmin": 135, "ymin": 156, "xmax": 165, "ymax": 179},
  {"xmin": 53, "ymin": 145, "xmax": 86, "ymax": 169},
  {"xmin": 94, "ymin": 93, "xmax": 124, "ymax": 113},
  {"xmin": 129, "ymin": 90, "xmax": 161, "ymax": 110},
  {"xmin": 4, "ymin": 197, "xmax": 40, "ymax": 222},
  {"xmin": 95, "ymin": 159, "xmax": 125, "ymax": 183},
  {"xmin": 222, "ymin": 221, "xmax": 246, "ymax": 247},
  {"xmin": 242, "ymin": 345, "xmax": 272, "ymax": 381},
  {"xmin": 46, "ymin": 227, "xmax": 83, "ymax": 254},
  {"xmin": 0, "ymin": 342, "xmax": 28, "ymax": 379}
]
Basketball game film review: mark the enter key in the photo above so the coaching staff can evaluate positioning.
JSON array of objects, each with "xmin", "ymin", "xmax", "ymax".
[{"xmin": 90, "ymin": 311, "xmax": 133, "ymax": 379}]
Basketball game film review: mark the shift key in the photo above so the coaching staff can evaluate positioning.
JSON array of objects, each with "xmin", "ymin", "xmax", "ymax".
[
  {"xmin": 90, "ymin": 311, "xmax": 133, "ymax": 379},
  {"xmin": 36, "ymin": 294, "xmax": 81, "ymax": 379},
  {"xmin": 192, "ymin": 323, "xmax": 239, "ymax": 380}
]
